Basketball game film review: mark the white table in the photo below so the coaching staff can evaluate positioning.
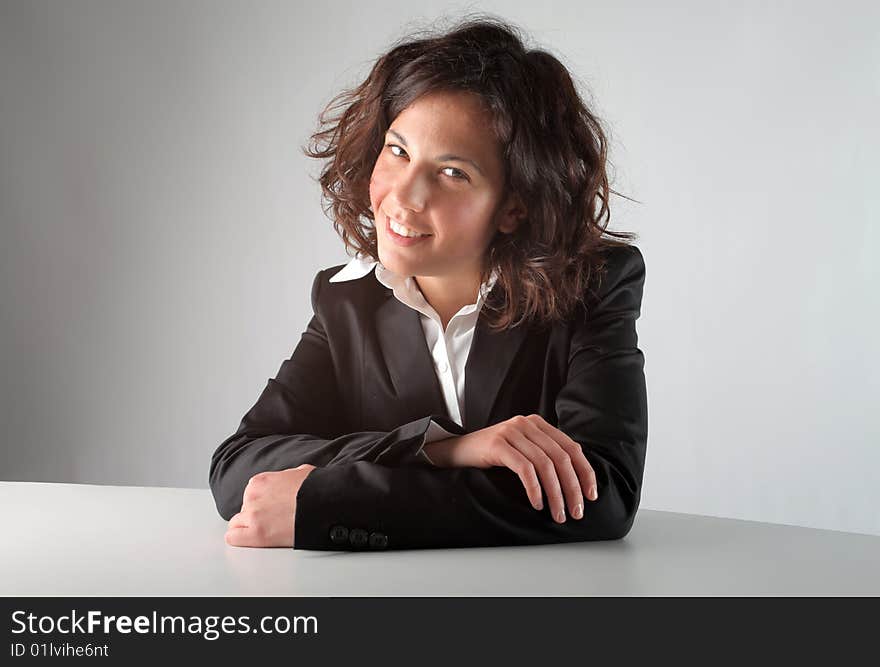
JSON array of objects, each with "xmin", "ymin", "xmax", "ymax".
[{"xmin": 2, "ymin": 481, "xmax": 877, "ymax": 595}]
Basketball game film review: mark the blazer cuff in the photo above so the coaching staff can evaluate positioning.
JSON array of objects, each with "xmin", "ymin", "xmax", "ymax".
[
  {"xmin": 418, "ymin": 419, "xmax": 460, "ymax": 465},
  {"xmin": 362, "ymin": 414, "xmax": 463, "ymax": 466}
]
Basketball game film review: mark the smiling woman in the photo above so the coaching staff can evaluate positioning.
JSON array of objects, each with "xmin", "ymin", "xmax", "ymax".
[{"xmin": 209, "ymin": 14, "xmax": 647, "ymax": 552}]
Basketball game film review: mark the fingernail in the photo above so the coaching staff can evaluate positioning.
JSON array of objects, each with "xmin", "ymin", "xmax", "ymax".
[
  {"xmin": 535, "ymin": 500, "xmax": 543, "ymax": 511},
  {"xmin": 556, "ymin": 509, "xmax": 566, "ymax": 523},
  {"xmin": 589, "ymin": 485, "xmax": 598, "ymax": 501},
  {"xmin": 573, "ymin": 503, "xmax": 583, "ymax": 519}
]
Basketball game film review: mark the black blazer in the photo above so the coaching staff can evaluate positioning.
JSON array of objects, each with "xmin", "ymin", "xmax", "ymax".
[{"xmin": 209, "ymin": 244, "xmax": 647, "ymax": 551}]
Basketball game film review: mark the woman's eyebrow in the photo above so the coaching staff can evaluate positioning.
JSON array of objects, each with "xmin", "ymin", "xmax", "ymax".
[{"xmin": 386, "ymin": 129, "xmax": 484, "ymax": 176}]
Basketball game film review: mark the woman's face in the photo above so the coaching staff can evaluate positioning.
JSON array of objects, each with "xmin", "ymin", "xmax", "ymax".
[{"xmin": 369, "ymin": 90, "xmax": 522, "ymax": 280}]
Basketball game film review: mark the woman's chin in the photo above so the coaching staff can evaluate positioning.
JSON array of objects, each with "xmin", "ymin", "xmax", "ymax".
[{"xmin": 377, "ymin": 246, "xmax": 414, "ymax": 275}]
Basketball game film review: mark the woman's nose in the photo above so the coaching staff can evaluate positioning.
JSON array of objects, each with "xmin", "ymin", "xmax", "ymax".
[{"xmin": 390, "ymin": 167, "xmax": 428, "ymax": 213}]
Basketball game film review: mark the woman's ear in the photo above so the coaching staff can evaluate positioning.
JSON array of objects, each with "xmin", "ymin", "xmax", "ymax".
[{"xmin": 497, "ymin": 191, "xmax": 527, "ymax": 234}]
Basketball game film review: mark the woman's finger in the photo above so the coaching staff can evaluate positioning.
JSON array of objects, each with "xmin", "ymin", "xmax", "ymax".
[
  {"xmin": 532, "ymin": 418, "xmax": 599, "ymax": 502},
  {"xmin": 522, "ymin": 419, "xmax": 585, "ymax": 520},
  {"xmin": 225, "ymin": 526, "xmax": 260, "ymax": 547},
  {"xmin": 495, "ymin": 442, "xmax": 544, "ymax": 511},
  {"xmin": 503, "ymin": 426, "xmax": 567, "ymax": 523}
]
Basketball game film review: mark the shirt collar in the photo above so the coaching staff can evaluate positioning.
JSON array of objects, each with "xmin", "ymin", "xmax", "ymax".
[
  {"xmin": 328, "ymin": 254, "xmax": 499, "ymax": 311},
  {"xmin": 327, "ymin": 254, "xmax": 378, "ymax": 283}
]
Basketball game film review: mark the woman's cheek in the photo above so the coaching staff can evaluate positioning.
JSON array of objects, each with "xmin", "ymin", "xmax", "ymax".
[{"xmin": 369, "ymin": 171, "xmax": 390, "ymax": 211}]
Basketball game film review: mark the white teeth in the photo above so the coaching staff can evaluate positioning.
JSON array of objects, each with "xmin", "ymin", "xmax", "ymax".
[{"xmin": 390, "ymin": 218, "xmax": 430, "ymax": 238}]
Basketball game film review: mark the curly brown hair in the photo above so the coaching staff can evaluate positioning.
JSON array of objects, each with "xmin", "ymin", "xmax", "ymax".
[{"xmin": 303, "ymin": 14, "xmax": 638, "ymax": 331}]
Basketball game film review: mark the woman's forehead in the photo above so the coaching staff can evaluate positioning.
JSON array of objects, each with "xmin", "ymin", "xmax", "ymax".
[
  {"xmin": 395, "ymin": 89, "xmax": 489, "ymax": 125},
  {"xmin": 389, "ymin": 92, "xmax": 502, "ymax": 165}
]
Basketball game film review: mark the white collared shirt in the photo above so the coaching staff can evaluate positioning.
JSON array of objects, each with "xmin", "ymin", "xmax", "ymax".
[{"xmin": 328, "ymin": 255, "xmax": 499, "ymax": 463}]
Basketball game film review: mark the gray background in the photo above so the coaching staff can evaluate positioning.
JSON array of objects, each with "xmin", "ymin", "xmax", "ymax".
[{"xmin": 1, "ymin": 1, "xmax": 877, "ymax": 536}]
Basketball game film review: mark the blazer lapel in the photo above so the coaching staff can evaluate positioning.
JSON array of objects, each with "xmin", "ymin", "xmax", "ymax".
[
  {"xmin": 374, "ymin": 283, "xmax": 529, "ymax": 432},
  {"xmin": 374, "ymin": 291, "xmax": 449, "ymax": 421},
  {"xmin": 463, "ymin": 312, "xmax": 529, "ymax": 431}
]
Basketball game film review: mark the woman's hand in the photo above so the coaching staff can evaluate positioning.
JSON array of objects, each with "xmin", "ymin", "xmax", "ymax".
[
  {"xmin": 423, "ymin": 414, "xmax": 598, "ymax": 524},
  {"xmin": 225, "ymin": 464, "xmax": 318, "ymax": 547}
]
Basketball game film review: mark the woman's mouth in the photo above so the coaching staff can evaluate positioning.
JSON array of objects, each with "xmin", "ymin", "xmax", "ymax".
[{"xmin": 385, "ymin": 214, "xmax": 432, "ymax": 247}]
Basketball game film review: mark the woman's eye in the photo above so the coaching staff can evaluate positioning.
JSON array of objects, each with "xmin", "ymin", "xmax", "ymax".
[
  {"xmin": 442, "ymin": 167, "xmax": 468, "ymax": 180},
  {"xmin": 388, "ymin": 143, "xmax": 407, "ymax": 158}
]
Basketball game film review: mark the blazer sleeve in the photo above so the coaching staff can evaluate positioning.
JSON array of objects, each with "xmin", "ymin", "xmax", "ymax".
[
  {"xmin": 208, "ymin": 269, "xmax": 467, "ymax": 521},
  {"xmin": 292, "ymin": 246, "xmax": 648, "ymax": 550}
]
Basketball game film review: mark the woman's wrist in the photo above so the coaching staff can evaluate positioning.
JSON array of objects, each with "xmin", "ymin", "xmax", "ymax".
[{"xmin": 422, "ymin": 437, "xmax": 458, "ymax": 467}]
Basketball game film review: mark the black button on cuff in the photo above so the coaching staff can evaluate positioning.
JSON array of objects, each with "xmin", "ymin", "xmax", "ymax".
[
  {"xmin": 349, "ymin": 528, "xmax": 369, "ymax": 548},
  {"xmin": 369, "ymin": 532, "xmax": 389, "ymax": 549},
  {"xmin": 329, "ymin": 525, "xmax": 349, "ymax": 545}
]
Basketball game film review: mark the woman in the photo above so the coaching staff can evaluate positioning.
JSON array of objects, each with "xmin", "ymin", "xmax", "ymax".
[{"xmin": 210, "ymin": 16, "xmax": 647, "ymax": 551}]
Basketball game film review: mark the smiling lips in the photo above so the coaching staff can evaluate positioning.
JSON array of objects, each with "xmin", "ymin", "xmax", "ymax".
[
  {"xmin": 389, "ymin": 219, "xmax": 430, "ymax": 238},
  {"xmin": 385, "ymin": 212, "xmax": 432, "ymax": 246}
]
